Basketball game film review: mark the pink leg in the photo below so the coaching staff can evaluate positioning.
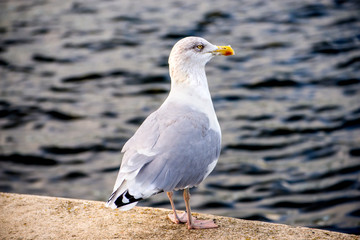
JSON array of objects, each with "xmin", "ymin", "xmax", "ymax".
[
  {"xmin": 183, "ymin": 188, "xmax": 218, "ymax": 229},
  {"xmin": 167, "ymin": 191, "xmax": 187, "ymax": 224}
]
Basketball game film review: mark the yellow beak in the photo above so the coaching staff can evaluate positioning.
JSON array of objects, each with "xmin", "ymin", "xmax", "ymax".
[{"xmin": 212, "ymin": 45, "xmax": 235, "ymax": 56}]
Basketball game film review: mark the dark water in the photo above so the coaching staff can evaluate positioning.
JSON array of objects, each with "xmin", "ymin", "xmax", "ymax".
[{"xmin": 1, "ymin": 0, "xmax": 360, "ymax": 235}]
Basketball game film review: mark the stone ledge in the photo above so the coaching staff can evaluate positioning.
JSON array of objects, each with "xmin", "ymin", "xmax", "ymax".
[{"xmin": 0, "ymin": 192, "xmax": 358, "ymax": 240}]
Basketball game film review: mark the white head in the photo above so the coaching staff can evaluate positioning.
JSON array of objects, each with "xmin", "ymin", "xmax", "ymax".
[{"xmin": 168, "ymin": 37, "xmax": 234, "ymax": 85}]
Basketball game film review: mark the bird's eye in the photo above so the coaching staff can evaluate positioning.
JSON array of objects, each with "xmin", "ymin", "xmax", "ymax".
[{"xmin": 196, "ymin": 44, "xmax": 204, "ymax": 50}]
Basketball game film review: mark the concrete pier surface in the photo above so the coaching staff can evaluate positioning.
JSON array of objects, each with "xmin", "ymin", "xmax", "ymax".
[{"xmin": 0, "ymin": 192, "xmax": 358, "ymax": 240}]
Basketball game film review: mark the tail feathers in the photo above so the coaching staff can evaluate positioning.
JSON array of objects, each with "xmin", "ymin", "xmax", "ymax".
[{"xmin": 106, "ymin": 189, "xmax": 142, "ymax": 210}]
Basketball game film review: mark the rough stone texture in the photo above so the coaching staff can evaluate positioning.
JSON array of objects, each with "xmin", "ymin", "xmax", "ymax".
[{"xmin": 0, "ymin": 192, "xmax": 358, "ymax": 240}]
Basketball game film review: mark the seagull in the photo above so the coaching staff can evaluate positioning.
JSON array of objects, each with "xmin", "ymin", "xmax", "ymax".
[{"xmin": 106, "ymin": 36, "xmax": 234, "ymax": 229}]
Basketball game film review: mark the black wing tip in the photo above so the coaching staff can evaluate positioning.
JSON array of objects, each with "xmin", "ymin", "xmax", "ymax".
[{"xmin": 113, "ymin": 190, "xmax": 143, "ymax": 208}]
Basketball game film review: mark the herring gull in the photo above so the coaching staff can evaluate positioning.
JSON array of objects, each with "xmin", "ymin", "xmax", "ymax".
[{"xmin": 106, "ymin": 36, "xmax": 234, "ymax": 229}]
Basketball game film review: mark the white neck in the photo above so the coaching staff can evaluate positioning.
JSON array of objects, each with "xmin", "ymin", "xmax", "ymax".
[
  {"xmin": 168, "ymin": 57, "xmax": 212, "ymax": 96},
  {"xmin": 162, "ymin": 63, "xmax": 221, "ymax": 133}
]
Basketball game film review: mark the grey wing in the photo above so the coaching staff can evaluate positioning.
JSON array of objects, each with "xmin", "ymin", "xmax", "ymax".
[
  {"xmin": 111, "ymin": 111, "xmax": 160, "ymax": 191},
  {"xmin": 130, "ymin": 108, "xmax": 221, "ymax": 193},
  {"xmin": 112, "ymin": 105, "xmax": 220, "ymax": 202},
  {"xmin": 119, "ymin": 112, "xmax": 160, "ymax": 173}
]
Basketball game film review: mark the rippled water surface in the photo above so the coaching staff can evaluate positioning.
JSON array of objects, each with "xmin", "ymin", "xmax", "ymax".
[{"xmin": 1, "ymin": 0, "xmax": 359, "ymax": 234}]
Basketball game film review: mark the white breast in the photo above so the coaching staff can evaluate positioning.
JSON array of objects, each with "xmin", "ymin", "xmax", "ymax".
[{"xmin": 163, "ymin": 86, "xmax": 221, "ymax": 135}]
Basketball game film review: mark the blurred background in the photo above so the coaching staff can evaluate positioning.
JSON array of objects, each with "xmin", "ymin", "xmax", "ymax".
[{"xmin": 0, "ymin": 0, "xmax": 359, "ymax": 235}]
